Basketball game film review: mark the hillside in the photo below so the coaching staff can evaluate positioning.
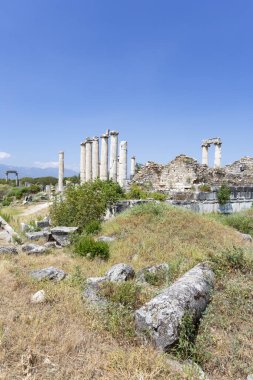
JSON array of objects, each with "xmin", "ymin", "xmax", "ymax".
[
  {"xmin": 0, "ymin": 164, "xmax": 77, "ymax": 179},
  {"xmin": 0, "ymin": 203, "xmax": 252, "ymax": 379}
]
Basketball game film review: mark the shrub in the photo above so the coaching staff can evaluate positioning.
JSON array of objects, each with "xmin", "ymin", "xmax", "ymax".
[
  {"xmin": 74, "ymin": 236, "xmax": 110, "ymax": 260},
  {"xmin": 50, "ymin": 179, "xmax": 123, "ymax": 230},
  {"xmin": 85, "ymin": 220, "xmax": 101, "ymax": 235},
  {"xmin": 217, "ymin": 183, "xmax": 231, "ymax": 205},
  {"xmin": 222, "ymin": 214, "xmax": 253, "ymax": 235},
  {"xmin": 150, "ymin": 192, "xmax": 167, "ymax": 201},
  {"xmin": 125, "ymin": 184, "xmax": 148, "ymax": 200},
  {"xmin": 211, "ymin": 247, "xmax": 253, "ymax": 274},
  {"xmin": 171, "ymin": 311, "xmax": 198, "ymax": 360}
]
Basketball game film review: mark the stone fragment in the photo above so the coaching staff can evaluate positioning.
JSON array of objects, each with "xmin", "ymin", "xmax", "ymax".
[
  {"xmin": 44, "ymin": 242, "xmax": 57, "ymax": 249},
  {"xmin": 83, "ymin": 276, "xmax": 108, "ymax": 307},
  {"xmin": 30, "ymin": 267, "xmax": 66, "ymax": 282},
  {"xmin": 106, "ymin": 263, "xmax": 135, "ymax": 282},
  {"xmin": 36, "ymin": 217, "xmax": 50, "ymax": 229},
  {"xmin": 136, "ymin": 263, "xmax": 169, "ymax": 284},
  {"xmin": 25, "ymin": 231, "xmax": 45, "ymax": 241},
  {"xmin": 20, "ymin": 223, "xmax": 31, "ymax": 232},
  {"xmin": 97, "ymin": 236, "xmax": 116, "ymax": 243},
  {"xmin": 247, "ymin": 375, "xmax": 253, "ymax": 380},
  {"xmin": 135, "ymin": 262, "xmax": 214, "ymax": 351},
  {"xmin": 0, "ymin": 245, "xmax": 18, "ymax": 255},
  {"xmin": 22, "ymin": 244, "xmax": 47, "ymax": 255},
  {"xmin": 31, "ymin": 290, "xmax": 46, "ymax": 304},
  {"xmin": 241, "ymin": 233, "xmax": 252, "ymax": 242}
]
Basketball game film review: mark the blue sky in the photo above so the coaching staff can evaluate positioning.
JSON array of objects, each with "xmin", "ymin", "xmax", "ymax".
[{"xmin": 1, "ymin": 0, "xmax": 253, "ymax": 172}]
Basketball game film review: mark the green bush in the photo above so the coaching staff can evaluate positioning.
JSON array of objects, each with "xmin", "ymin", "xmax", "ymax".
[
  {"xmin": 211, "ymin": 247, "xmax": 253, "ymax": 274},
  {"xmin": 150, "ymin": 192, "xmax": 167, "ymax": 201},
  {"xmin": 217, "ymin": 183, "xmax": 231, "ymax": 205},
  {"xmin": 85, "ymin": 220, "xmax": 101, "ymax": 235},
  {"xmin": 222, "ymin": 214, "xmax": 253, "ymax": 235},
  {"xmin": 7, "ymin": 187, "xmax": 29, "ymax": 200},
  {"xmin": 50, "ymin": 179, "xmax": 123, "ymax": 230},
  {"xmin": 74, "ymin": 236, "xmax": 110, "ymax": 260},
  {"xmin": 125, "ymin": 184, "xmax": 148, "ymax": 200}
]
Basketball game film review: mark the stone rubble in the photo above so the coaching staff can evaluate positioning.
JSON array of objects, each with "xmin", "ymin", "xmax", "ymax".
[
  {"xmin": 22, "ymin": 244, "xmax": 48, "ymax": 255},
  {"xmin": 30, "ymin": 267, "xmax": 66, "ymax": 282},
  {"xmin": 0, "ymin": 245, "xmax": 18, "ymax": 255},
  {"xmin": 31, "ymin": 290, "xmax": 46, "ymax": 304}
]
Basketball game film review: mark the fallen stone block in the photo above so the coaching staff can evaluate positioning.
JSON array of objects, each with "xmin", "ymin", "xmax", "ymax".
[
  {"xmin": 0, "ymin": 245, "xmax": 18, "ymax": 255},
  {"xmin": 50, "ymin": 226, "xmax": 78, "ymax": 246},
  {"xmin": 106, "ymin": 263, "xmax": 135, "ymax": 282},
  {"xmin": 25, "ymin": 231, "xmax": 45, "ymax": 241},
  {"xmin": 36, "ymin": 217, "xmax": 50, "ymax": 229},
  {"xmin": 135, "ymin": 262, "xmax": 214, "ymax": 351},
  {"xmin": 83, "ymin": 277, "xmax": 108, "ymax": 307},
  {"xmin": 22, "ymin": 244, "xmax": 47, "ymax": 255},
  {"xmin": 30, "ymin": 267, "xmax": 66, "ymax": 282}
]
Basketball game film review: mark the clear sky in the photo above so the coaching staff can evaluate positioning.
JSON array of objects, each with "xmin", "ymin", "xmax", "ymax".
[{"xmin": 1, "ymin": 0, "xmax": 253, "ymax": 172}]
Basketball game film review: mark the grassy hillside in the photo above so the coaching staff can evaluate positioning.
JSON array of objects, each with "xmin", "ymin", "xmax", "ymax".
[{"xmin": 0, "ymin": 203, "xmax": 252, "ymax": 379}]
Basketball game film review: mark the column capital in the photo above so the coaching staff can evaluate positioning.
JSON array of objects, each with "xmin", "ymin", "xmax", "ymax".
[
  {"xmin": 80, "ymin": 140, "xmax": 86, "ymax": 146},
  {"xmin": 101, "ymin": 133, "xmax": 109, "ymax": 139},
  {"xmin": 110, "ymin": 130, "xmax": 119, "ymax": 136},
  {"xmin": 92, "ymin": 136, "xmax": 99, "ymax": 142}
]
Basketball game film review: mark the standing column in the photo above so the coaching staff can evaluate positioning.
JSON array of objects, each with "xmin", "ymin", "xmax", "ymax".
[
  {"xmin": 119, "ymin": 141, "xmax": 128, "ymax": 187},
  {"xmin": 109, "ymin": 131, "xmax": 119, "ymax": 182},
  {"xmin": 85, "ymin": 138, "xmax": 93, "ymax": 181},
  {"xmin": 92, "ymin": 137, "xmax": 99, "ymax": 179},
  {"xmin": 130, "ymin": 156, "xmax": 136, "ymax": 180},
  {"xmin": 214, "ymin": 143, "xmax": 222, "ymax": 168},
  {"xmin": 202, "ymin": 145, "xmax": 209, "ymax": 166},
  {"xmin": 80, "ymin": 141, "xmax": 86, "ymax": 184},
  {"xmin": 58, "ymin": 151, "xmax": 64, "ymax": 192},
  {"xmin": 100, "ymin": 134, "xmax": 109, "ymax": 181}
]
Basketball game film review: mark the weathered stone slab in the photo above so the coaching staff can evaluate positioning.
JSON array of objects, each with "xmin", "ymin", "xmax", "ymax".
[
  {"xmin": 30, "ymin": 267, "xmax": 66, "ymax": 282},
  {"xmin": 22, "ymin": 244, "xmax": 47, "ymax": 255},
  {"xmin": 0, "ymin": 246, "xmax": 18, "ymax": 255},
  {"xmin": 97, "ymin": 236, "xmax": 116, "ymax": 243},
  {"xmin": 106, "ymin": 263, "xmax": 135, "ymax": 282},
  {"xmin": 135, "ymin": 262, "xmax": 214, "ymax": 351},
  {"xmin": 83, "ymin": 277, "xmax": 108, "ymax": 307},
  {"xmin": 50, "ymin": 227, "xmax": 78, "ymax": 235},
  {"xmin": 25, "ymin": 231, "xmax": 45, "ymax": 241}
]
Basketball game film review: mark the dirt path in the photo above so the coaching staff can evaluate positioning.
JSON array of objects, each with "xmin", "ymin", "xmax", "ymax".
[{"xmin": 19, "ymin": 202, "xmax": 51, "ymax": 217}]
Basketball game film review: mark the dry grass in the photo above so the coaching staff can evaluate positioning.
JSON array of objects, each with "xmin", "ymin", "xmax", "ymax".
[{"xmin": 0, "ymin": 203, "xmax": 252, "ymax": 379}]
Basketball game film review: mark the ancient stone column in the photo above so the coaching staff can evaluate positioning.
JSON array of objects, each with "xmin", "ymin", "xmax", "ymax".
[
  {"xmin": 202, "ymin": 145, "xmax": 209, "ymax": 166},
  {"xmin": 80, "ymin": 141, "xmax": 86, "ymax": 184},
  {"xmin": 58, "ymin": 151, "xmax": 64, "ymax": 192},
  {"xmin": 92, "ymin": 137, "xmax": 100, "ymax": 180},
  {"xmin": 119, "ymin": 141, "xmax": 128, "ymax": 187},
  {"xmin": 130, "ymin": 156, "xmax": 136, "ymax": 179},
  {"xmin": 100, "ymin": 134, "xmax": 109, "ymax": 181},
  {"xmin": 214, "ymin": 143, "xmax": 222, "ymax": 168},
  {"xmin": 109, "ymin": 131, "xmax": 119, "ymax": 182},
  {"xmin": 85, "ymin": 138, "xmax": 93, "ymax": 181}
]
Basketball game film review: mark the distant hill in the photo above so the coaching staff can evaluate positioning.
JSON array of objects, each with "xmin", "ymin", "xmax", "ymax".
[{"xmin": 0, "ymin": 164, "xmax": 78, "ymax": 179}]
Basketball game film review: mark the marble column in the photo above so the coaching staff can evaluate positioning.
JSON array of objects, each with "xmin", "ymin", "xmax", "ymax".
[
  {"xmin": 119, "ymin": 141, "xmax": 127, "ymax": 187},
  {"xmin": 92, "ymin": 137, "xmax": 100, "ymax": 180},
  {"xmin": 80, "ymin": 141, "xmax": 86, "ymax": 184},
  {"xmin": 109, "ymin": 131, "xmax": 119, "ymax": 182},
  {"xmin": 85, "ymin": 138, "xmax": 93, "ymax": 181},
  {"xmin": 202, "ymin": 145, "xmax": 209, "ymax": 166},
  {"xmin": 58, "ymin": 151, "xmax": 64, "ymax": 192},
  {"xmin": 130, "ymin": 156, "xmax": 136, "ymax": 180},
  {"xmin": 214, "ymin": 143, "xmax": 222, "ymax": 168},
  {"xmin": 100, "ymin": 134, "xmax": 109, "ymax": 181}
]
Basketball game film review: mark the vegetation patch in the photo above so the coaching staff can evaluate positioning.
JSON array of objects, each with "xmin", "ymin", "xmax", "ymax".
[{"xmin": 74, "ymin": 235, "xmax": 110, "ymax": 260}]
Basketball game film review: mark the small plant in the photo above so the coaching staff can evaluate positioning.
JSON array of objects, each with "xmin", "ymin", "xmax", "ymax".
[
  {"xmin": 217, "ymin": 183, "xmax": 231, "ymax": 205},
  {"xmin": 0, "ymin": 211, "xmax": 12, "ymax": 223},
  {"xmin": 12, "ymin": 234, "xmax": 22, "ymax": 245},
  {"xmin": 211, "ymin": 246, "xmax": 253, "ymax": 274},
  {"xmin": 172, "ymin": 311, "xmax": 198, "ymax": 360},
  {"xmin": 67, "ymin": 266, "xmax": 85, "ymax": 288},
  {"xmin": 99, "ymin": 281, "xmax": 142, "ymax": 309},
  {"xmin": 74, "ymin": 236, "xmax": 110, "ymax": 260},
  {"xmin": 199, "ymin": 184, "xmax": 211, "ymax": 192}
]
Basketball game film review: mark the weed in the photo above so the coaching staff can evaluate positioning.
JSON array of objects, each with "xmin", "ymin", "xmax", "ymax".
[{"xmin": 74, "ymin": 236, "xmax": 110, "ymax": 260}]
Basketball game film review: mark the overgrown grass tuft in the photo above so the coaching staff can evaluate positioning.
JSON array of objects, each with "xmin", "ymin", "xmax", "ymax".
[{"xmin": 74, "ymin": 235, "xmax": 110, "ymax": 260}]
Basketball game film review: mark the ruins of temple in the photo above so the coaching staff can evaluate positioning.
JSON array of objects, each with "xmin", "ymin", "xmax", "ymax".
[{"xmin": 58, "ymin": 130, "xmax": 136, "ymax": 192}]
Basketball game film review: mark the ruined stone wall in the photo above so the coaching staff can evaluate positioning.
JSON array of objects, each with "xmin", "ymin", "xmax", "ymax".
[{"xmin": 132, "ymin": 155, "xmax": 253, "ymax": 192}]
